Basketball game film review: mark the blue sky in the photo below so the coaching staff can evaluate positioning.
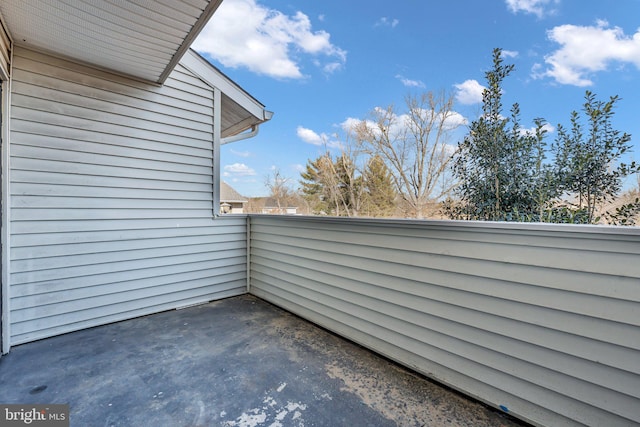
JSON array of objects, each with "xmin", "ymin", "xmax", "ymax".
[{"xmin": 193, "ymin": 0, "xmax": 640, "ymax": 197}]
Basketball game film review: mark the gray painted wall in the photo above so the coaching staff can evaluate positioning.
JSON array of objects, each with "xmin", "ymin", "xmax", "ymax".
[
  {"xmin": 249, "ymin": 215, "xmax": 640, "ymax": 427},
  {"xmin": 8, "ymin": 47, "xmax": 247, "ymax": 345}
]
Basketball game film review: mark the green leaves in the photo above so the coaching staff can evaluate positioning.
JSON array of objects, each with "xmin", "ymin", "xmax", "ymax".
[
  {"xmin": 451, "ymin": 48, "xmax": 554, "ymax": 221},
  {"xmin": 553, "ymin": 92, "xmax": 638, "ymax": 224},
  {"xmin": 449, "ymin": 48, "xmax": 638, "ymax": 225}
]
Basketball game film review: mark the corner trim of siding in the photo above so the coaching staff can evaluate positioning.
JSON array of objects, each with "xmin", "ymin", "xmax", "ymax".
[{"xmin": 1, "ymin": 61, "xmax": 12, "ymax": 354}]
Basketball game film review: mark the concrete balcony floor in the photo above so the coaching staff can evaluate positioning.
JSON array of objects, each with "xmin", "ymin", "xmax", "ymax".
[{"xmin": 0, "ymin": 295, "xmax": 526, "ymax": 426}]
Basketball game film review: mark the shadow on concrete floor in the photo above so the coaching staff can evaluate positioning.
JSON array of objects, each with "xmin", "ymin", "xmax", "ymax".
[{"xmin": 0, "ymin": 295, "xmax": 525, "ymax": 427}]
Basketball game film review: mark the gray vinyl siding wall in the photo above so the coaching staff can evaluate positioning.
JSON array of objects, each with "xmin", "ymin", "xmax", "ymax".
[
  {"xmin": 9, "ymin": 47, "xmax": 247, "ymax": 345},
  {"xmin": 248, "ymin": 215, "xmax": 640, "ymax": 427}
]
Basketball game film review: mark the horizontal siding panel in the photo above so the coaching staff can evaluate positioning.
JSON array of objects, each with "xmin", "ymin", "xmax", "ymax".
[
  {"xmin": 12, "ymin": 75, "xmax": 213, "ymax": 126},
  {"xmin": 251, "ymin": 260, "xmax": 640, "ymax": 407},
  {"xmin": 11, "ymin": 256, "xmax": 247, "ymax": 297},
  {"xmin": 250, "ymin": 236, "xmax": 640, "ymax": 333},
  {"xmin": 11, "ymin": 283, "xmax": 246, "ymax": 345},
  {"xmin": 11, "ymin": 143, "xmax": 212, "ymax": 174},
  {"xmin": 11, "ymin": 223, "xmax": 247, "ymax": 246},
  {"xmin": 13, "ymin": 135, "xmax": 212, "ymax": 168},
  {"xmin": 11, "ymin": 170, "xmax": 214, "ymax": 193},
  {"xmin": 252, "ymin": 222, "xmax": 637, "ymax": 278},
  {"xmin": 13, "ymin": 53, "xmax": 213, "ymax": 113},
  {"xmin": 12, "ymin": 85, "xmax": 212, "ymax": 134},
  {"xmin": 12, "ymin": 158, "xmax": 212, "ymax": 185},
  {"xmin": 11, "ymin": 208, "xmax": 213, "ymax": 221},
  {"xmin": 250, "ymin": 252, "xmax": 639, "ymax": 374},
  {"xmin": 11, "ymin": 241, "xmax": 245, "ymax": 272},
  {"xmin": 13, "ymin": 183, "xmax": 211, "ymax": 202},
  {"xmin": 8, "ymin": 48, "xmax": 246, "ymax": 347},
  {"xmin": 249, "ymin": 215, "xmax": 640, "ymax": 427},
  {"xmin": 11, "ymin": 101, "xmax": 212, "ymax": 142},
  {"xmin": 12, "ymin": 110, "xmax": 211, "ymax": 149},
  {"xmin": 163, "ymin": 72, "xmax": 216, "ymax": 99},
  {"xmin": 12, "ymin": 267, "xmax": 247, "ymax": 316},
  {"xmin": 251, "ymin": 223, "xmax": 638, "ymax": 302},
  {"xmin": 11, "ymin": 232, "xmax": 245, "ymax": 258},
  {"xmin": 13, "ymin": 50, "xmax": 208, "ymax": 101},
  {"xmin": 10, "ymin": 218, "xmax": 229, "ymax": 234},
  {"xmin": 11, "ymin": 244, "xmax": 245, "ymax": 286},
  {"xmin": 11, "ymin": 195, "xmax": 213, "ymax": 211},
  {"xmin": 11, "ymin": 119, "xmax": 213, "ymax": 155}
]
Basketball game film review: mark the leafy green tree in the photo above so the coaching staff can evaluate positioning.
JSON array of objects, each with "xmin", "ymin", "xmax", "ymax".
[
  {"xmin": 362, "ymin": 155, "xmax": 398, "ymax": 217},
  {"xmin": 449, "ymin": 48, "xmax": 554, "ymax": 221},
  {"xmin": 553, "ymin": 91, "xmax": 640, "ymax": 224}
]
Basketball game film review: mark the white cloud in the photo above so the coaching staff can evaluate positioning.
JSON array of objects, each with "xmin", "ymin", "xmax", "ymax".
[
  {"xmin": 296, "ymin": 126, "xmax": 324, "ymax": 145},
  {"xmin": 193, "ymin": 0, "xmax": 346, "ymax": 79},
  {"xmin": 533, "ymin": 22, "xmax": 640, "ymax": 86},
  {"xmin": 505, "ymin": 0, "xmax": 558, "ymax": 18},
  {"xmin": 230, "ymin": 149, "xmax": 252, "ymax": 157},
  {"xmin": 341, "ymin": 117, "xmax": 368, "ymax": 134},
  {"xmin": 396, "ymin": 75, "xmax": 426, "ymax": 88},
  {"xmin": 323, "ymin": 62, "xmax": 343, "ymax": 74},
  {"xmin": 223, "ymin": 163, "xmax": 256, "ymax": 176},
  {"xmin": 519, "ymin": 123, "xmax": 556, "ymax": 136},
  {"xmin": 454, "ymin": 79, "xmax": 486, "ymax": 105},
  {"xmin": 341, "ymin": 108, "xmax": 467, "ymax": 139},
  {"xmin": 296, "ymin": 126, "xmax": 342, "ymax": 148},
  {"xmin": 441, "ymin": 111, "xmax": 469, "ymax": 130},
  {"xmin": 501, "ymin": 50, "xmax": 519, "ymax": 58},
  {"xmin": 375, "ymin": 17, "xmax": 399, "ymax": 28}
]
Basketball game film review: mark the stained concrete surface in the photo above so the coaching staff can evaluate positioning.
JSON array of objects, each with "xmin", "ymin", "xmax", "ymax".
[{"xmin": 0, "ymin": 295, "xmax": 526, "ymax": 426}]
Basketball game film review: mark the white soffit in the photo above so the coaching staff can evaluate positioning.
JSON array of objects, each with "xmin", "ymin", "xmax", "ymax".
[{"xmin": 0, "ymin": 0, "xmax": 222, "ymax": 83}]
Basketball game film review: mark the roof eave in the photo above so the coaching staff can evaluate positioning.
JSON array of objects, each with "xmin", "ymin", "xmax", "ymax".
[
  {"xmin": 157, "ymin": 0, "xmax": 224, "ymax": 84},
  {"xmin": 181, "ymin": 49, "xmax": 272, "ymax": 137}
]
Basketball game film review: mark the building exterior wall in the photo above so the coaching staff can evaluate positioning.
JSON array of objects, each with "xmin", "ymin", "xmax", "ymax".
[
  {"xmin": 8, "ymin": 47, "xmax": 247, "ymax": 345},
  {"xmin": 249, "ymin": 215, "xmax": 640, "ymax": 427}
]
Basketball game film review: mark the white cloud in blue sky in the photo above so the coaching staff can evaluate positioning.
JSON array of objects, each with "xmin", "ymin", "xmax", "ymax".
[
  {"xmin": 230, "ymin": 149, "xmax": 252, "ymax": 158},
  {"xmin": 224, "ymin": 163, "xmax": 257, "ymax": 177},
  {"xmin": 396, "ymin": 75, "xmax": 425, "ymax": 88},
  {"xmin": 296, "ymin": 126, "xmax": 342, "ymax": 149},
  {"xmin": 212, "ymin": 1, "xmax": 640, "ymax": 197},
  {"xmin": 375, "ymin": 17, "xmax": 399, "ymax": 28},
  {"xmin": 505, "ymin": 0, "xmax": 559, "ymax": 18},
  {"xmin": 193, "ymin": 0, "xmax": 346, "ymax": 79},
  {"xmin": 296, "ymin": 126, "xmax": 324, "ymax": 145},
  {"xmin": 534, "ymin": 21, "xmax": 640, "ymax": 86},
  {"xmin": 454, "ymin": 79, "xmax": 486, "ymax": 105},
  {"xmin": 501, "ymin": 50, "xmax": 519, "ymax": 58},
  {"xmin": 519, "ymin": 123, "xmax": 556, "ymax": 136}
]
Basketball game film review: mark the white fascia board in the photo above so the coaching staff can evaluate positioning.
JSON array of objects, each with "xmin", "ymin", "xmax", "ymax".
[{"xmin": 181, "ymin": 49, "xmax": 267, "ymax": 121}]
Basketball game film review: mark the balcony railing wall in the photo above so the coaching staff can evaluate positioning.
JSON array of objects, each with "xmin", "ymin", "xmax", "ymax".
[{"xmin": 248, "ymin": 215, "xmax": 640, "ymax": 427}]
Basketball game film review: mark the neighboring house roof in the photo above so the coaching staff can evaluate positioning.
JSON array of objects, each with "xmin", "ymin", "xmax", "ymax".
[
  {"xmin": 0, "ymin": 0, "xmax": 223, "ymax": 84},
  {"xmin": 0, "ymin": 0, "xmax": 272, "ymax": 137},
  {"xmin": 220, "ymin": 182, "xmax": 247, "ymax": 204}
]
